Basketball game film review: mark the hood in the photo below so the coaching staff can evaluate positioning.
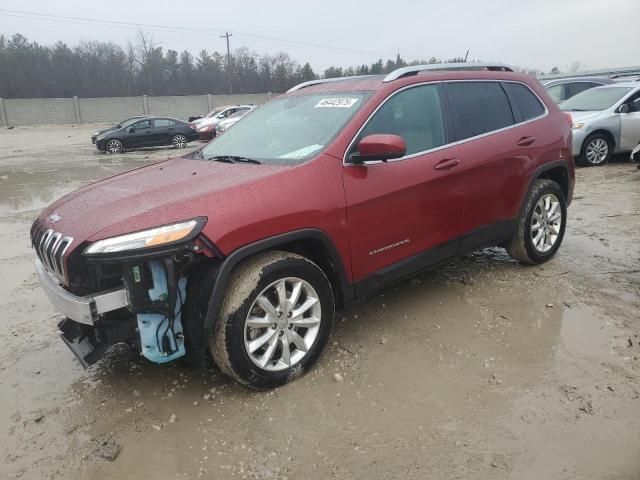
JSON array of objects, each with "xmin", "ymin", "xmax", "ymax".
[
  {"xmin": 38, "ymin": 157, "xmax": 287, "ymax": 251},
  {"xmin": 566, "ymin": 111, "xmax": 602, "ymax": 122},
  {"xmin": 195, "ymin": 117, "xmax": 223, "ymax": 129},
  {"xmin": 94, "ymin": 126, "xmax": 118, "ymax": 137}
]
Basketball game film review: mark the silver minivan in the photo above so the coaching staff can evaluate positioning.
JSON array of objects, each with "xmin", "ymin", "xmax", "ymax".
[{"xmin": 561, "ymin": 83, "xmax": 640, "ymax": 166}]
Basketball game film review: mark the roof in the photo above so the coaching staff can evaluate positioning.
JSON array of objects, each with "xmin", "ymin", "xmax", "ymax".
[
  {"xmin": 286, "ymin": 70, "xmax": 530, "ymax": 96},
  {"xmin": 601, "ymin": 82, "xmax": 640, "ymax": 88},
  {"xmin": 287, "ymin": 63, "xmax": 514, "ymax": 93},
  {"xmin": 542, "ymin": 77, "xmax": 613, "ymax": 86}
]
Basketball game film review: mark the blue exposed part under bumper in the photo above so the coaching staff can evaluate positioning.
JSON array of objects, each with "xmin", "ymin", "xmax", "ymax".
[{"xmin": 136, "ymin": 260, "xmax": 187, "ymax": 363}]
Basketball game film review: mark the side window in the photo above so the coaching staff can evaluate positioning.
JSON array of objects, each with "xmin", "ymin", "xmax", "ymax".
[
  {"xmin": 132, "ymin": 119, "xmax": 151, "ymax": 130},
  {"xmin": 154, "ymin": 119, "xmax": 175, "ymax": 128},
  {"xmin": 445, "ymin": 82, "xmax": 515, "ymax": 140},
  {"xmin": 626, "ymin": 92, "xmax": 640, "ymax": 112},
  {"xmin": 502, "ymin": 82, "xmax": 546, "ymax": 122},
  {"xmin": 357, "ymin": 84, "xmax": 446, "ymax": 156},
  {"xmin": 546, "ymin": 84, "xmax": 565, "ymax": 102},
  {"xmin": 566, "ymin": 82, "xmax": 598, "ymax": 99}
]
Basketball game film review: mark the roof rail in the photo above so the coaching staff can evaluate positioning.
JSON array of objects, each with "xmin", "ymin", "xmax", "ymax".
[
  {"xmin": 382, "ymin": 62, "xmax": 513, "ymax": 82},
  {"xmin": 286, "ymin": 75, "xmax": 374, "ymax": 92}
]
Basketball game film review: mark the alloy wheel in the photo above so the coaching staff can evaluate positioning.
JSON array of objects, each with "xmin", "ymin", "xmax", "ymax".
[
  {"xmin": 530, "ymin": 193, "xmax": 562, "ymax": 253},
  {"xmin": 172, "ymin": 135, "xmax": 187, "ymax": 148},
  {"xmin": 244, "ymin": 277, "xmax": 321, "ymax": 372},
  {"xmin": 106, "ymin": 140, "xmax": 122, "ymax": 154},
  {"xmin": 585, "ymin": 138, "xmax": 608, "ymax": 165}
]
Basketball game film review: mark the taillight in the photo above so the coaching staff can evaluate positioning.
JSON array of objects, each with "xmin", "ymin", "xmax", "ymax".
[{"xmin": 564, "ymin": 112, "xmax": 573, "ymax": 127}]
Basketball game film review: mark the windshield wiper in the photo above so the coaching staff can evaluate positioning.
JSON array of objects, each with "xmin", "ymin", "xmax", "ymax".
[{"xmin": 208, "ymin": 155, "xmax": 261, "ymax": 164}]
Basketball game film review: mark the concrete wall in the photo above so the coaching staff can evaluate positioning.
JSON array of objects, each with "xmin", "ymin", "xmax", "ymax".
[{"xmin": 0, "ymin": 93, "xmax": 272, "ymax": 126}]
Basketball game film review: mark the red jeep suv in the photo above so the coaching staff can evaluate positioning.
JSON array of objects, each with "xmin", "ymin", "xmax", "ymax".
[{"xmin": 32, "ymin": 63, "xmax": 574, "ymax": 389}]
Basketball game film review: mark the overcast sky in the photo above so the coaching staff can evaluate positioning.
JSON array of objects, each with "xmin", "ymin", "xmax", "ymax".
[{"xmin": 1, "ymin": 0, "xmax": 639, "ymax": 73}]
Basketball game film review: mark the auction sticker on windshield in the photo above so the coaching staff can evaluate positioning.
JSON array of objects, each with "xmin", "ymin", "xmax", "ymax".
[{"xmin": 314, "ymin": 98, "xmax": 359, "ymax": 108}]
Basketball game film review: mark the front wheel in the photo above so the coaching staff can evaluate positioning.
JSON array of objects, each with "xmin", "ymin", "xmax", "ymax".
[
  {"xmin": 172, "ymin": 134, "xmax": 188, "ymax": 149},
  {"xmin": 210, "ymin": 251, "xmax": 334, "ymax": 389},
  {"xmin": 505, "ymin": 179, "xmax": 567, "ymax": 264},
  {"xmin": 578, "ymin": 133, "xmax": 611, "ymax": 166},
  {"xmin": 105, "ymin": 139, "xmax": 123, "ymax": 154}
]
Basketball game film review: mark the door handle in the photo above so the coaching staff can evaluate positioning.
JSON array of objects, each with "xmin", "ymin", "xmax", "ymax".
[
  {"xmin": 517, "ymin": 136, "xmax": 536, "ymax": 146},
  {"xmin": 434, "ymin": 158, "xmax": 460, "ymax": 170}
]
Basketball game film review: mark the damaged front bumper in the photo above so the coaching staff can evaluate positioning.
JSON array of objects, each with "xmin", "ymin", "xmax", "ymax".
[
  {"xmin": 35, "ymin": 256, "xmax": 198, "ymax": 368},
  {"xmin": 35, "ymin": 259, "xmax": 129, "ymax": 325}
]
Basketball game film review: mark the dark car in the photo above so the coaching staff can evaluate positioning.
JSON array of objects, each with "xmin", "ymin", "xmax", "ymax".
[
  {"xmin": 95, "ymin": 117, "xmax": 199, "ymax": 154},
  {"xmin": 91, "ymin": 116, "xmax": 146, "ymax": 144}
]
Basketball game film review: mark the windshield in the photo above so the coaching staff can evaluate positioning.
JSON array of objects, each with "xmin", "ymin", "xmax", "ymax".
[
  {"xmin": 206, "ymin": 108, "xmax": 225, "ymax": 118},
  {"xmin": 116, "ymin": 117, "xmax": 141, "ymax": 128},
  {"xmin": 560, "ymin": 86, "xmax": 633, "ymax": 111},
  {"xmin": 200, "ymin": 92, "xmax": 371, "ymax": 165}
]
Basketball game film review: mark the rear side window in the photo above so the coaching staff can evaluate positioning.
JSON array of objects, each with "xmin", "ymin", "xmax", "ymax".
[
  {"xmin": 502, "ymin": 82, "xmax": 546, "ymax": 122},
  {"xmin": 358, "ymin": 84, "xmax": 446, "ymax": 155},
  {"xmin": 546, "ymin": 84, "xmax": 565, "ymax": 102},
  {"xmin": 154, "ymin": 119, "xmax": 176, "ymax": 128},
  {"xmin": 445, "ymin": 82, "xmax": 514, "ymax": 140}
]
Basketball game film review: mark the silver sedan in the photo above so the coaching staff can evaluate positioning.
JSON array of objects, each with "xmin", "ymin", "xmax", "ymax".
[{"xmin": 561, "ymin": 83, "xmax": 640, "ymax": 166}]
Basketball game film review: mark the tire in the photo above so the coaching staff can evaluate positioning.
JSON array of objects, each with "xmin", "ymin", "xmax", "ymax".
[
  {"xmin": 105, "ymin": 139, "xmax": 123, "ymax": 154},
  {"xmin": 179, "ymin": 263, "xmax": 218, "ymax": 369},
  {"xmin": 505, "ymin": 179, "xmax": 567, "ymax": 265},
  {"xmin": 578, "ymin": 133, "xmax": 611, "ymax": 166},
  {"xmin": 210, "ymin": 251, "xmax": 334, "ymax": 389},
  {"xmin": 172, "ymin": 134, "xmax": 188, "ymax": 149}
]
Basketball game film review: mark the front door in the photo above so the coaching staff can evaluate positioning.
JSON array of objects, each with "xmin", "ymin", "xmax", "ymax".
[
  {"xmin": 620, "ymin": 92, "xmax": 640, "ymax": 151},
  {"xmin": 125, "ymin": 119, "xmax": 153, "ymax": 148},
  {"xmin": 343, "ymin": 83, "xmax": 466, "ymax": 287}
]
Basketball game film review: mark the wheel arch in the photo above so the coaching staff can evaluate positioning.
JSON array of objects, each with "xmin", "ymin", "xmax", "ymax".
[
  {"xmin": 521, "ymin": 160, "xmax": 572, "ymax": 212},
  {"xmin": 202, "ymin": 229, "xmax": 353, "ymax": 334},
  {"xmin": 585, "ymin": 129, "xmax": 616, "ymax": 150}
]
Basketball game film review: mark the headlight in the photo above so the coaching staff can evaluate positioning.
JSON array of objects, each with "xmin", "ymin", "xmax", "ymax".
[
  {"xmin": 84, "ymin": 219, "xmax": 204, "ymax": 255},
  {"xmin": 572, "ymin": 122, "xmax": 584, "ymax": 130},
  {"xmin": 92, "ymin": 131, "xmax": 100, "ymax": 136}
]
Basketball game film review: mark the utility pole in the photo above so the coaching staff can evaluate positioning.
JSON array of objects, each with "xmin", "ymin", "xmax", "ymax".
[{"xmin": 220, "ymin": 31, "xmax": 233, "ymax": 95}]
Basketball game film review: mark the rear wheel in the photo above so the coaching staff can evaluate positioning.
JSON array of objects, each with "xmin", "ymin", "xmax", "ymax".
[
  {"xmin": 210, "ymin": 251, "xmax": 334, "ymax": 389},
  {"xmin": 172, "ymin": 134, "xmax": 188, "ymax": 149},
  {"xmin": 506, "ymin": 179, "xmax": 566, "ymax": 264},
  {"xmin": 105, "ymin": 139, "xmax": 123, "ymax": 154},
  {"xmin": 579, "ymin": 133, "xmax": 611, "ymax": 166}
]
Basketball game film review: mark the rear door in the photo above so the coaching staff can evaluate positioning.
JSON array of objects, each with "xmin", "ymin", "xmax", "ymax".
[
  {"xmin": 343, "ymin": 83, "xmax": 466, "ymax": 285},
  {"xmin": 444, "ymin": 81, "xmax": 545, "ymax": 248},
  {"xmin": 151, "ymin": 118, "xmax": 176, "ymax": 144},
  {"xmin": 124, "ymin": 119, "xmax": 153, "ymax": 148},
  {"xmin": 619, "ymin": 91, "xmax": 640, "ymax": 151}
]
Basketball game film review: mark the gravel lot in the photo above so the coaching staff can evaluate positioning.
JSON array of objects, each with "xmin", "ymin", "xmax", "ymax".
[{"xmin": 0, "ymin": 124, "xmax": 639, "ymax": 480}]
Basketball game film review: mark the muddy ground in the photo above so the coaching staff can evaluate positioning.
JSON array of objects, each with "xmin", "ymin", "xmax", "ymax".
[{"xmin": 0, "ymin": 124, "xmax": 638, "ymax": 480}]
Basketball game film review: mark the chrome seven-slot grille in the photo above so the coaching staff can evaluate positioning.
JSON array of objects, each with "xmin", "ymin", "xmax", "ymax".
[{"xmin": 31, "ymin": 225, "xmax": 74, "ymax": 284}]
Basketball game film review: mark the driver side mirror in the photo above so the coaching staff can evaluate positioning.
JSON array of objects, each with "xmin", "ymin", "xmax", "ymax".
[
  {"xmin": 619, "ymin": 104, "xmax": 630, "ymax": 114},
  {"xmin": 128, "ymin": 127, "xmax": 135, "ymax": 133},
  {"xmin": 347, "ymin": 134, "xmax": 407, "ymax": 164}
]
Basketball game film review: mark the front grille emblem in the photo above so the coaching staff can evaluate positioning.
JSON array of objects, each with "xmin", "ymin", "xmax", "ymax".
[{"xmin": 49, "ymin": 213, "xmax": 62, "ymax": 224}]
